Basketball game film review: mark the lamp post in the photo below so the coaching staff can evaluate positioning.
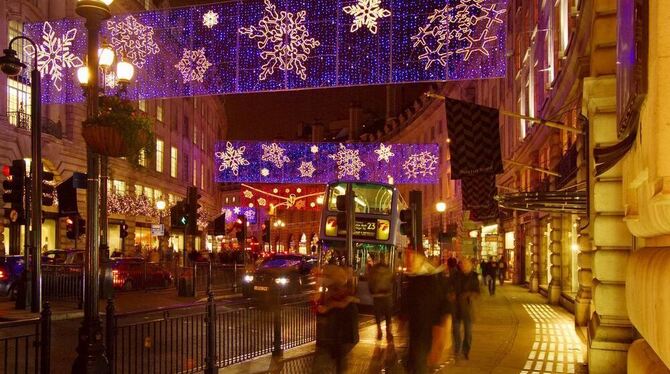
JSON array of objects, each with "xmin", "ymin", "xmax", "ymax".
[
  {"xmin": 72, "ymin": 0, "xmax": 114, "ymax": 372},
  {"xmin": 435, "ymin": 201, "xmax": 446, "ymax": 263},
  {"xmin": 273, "ymin": 219, "xmax": 286, "ymax": 252},
  {"xmin": 0, "ymin": 35, "xmax": 43, "ymax": 313},
  {"xmin": 156, "ymin": 199, "xmax": 166, "ymax": 260}
]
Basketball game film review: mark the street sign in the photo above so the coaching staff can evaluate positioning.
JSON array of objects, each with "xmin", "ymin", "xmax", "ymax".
[{"xmin": 151, "ymin": 224, "xmax": 164, "ymax": 236}]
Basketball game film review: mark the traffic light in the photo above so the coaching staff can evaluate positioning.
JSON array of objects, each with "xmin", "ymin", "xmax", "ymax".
[
  {"xmin": 186, "ymin": 186, "xmax": 201, "ymax": 235},
  {"xmin": 120, "ymin": 223, "xmax": 129, "ymax": 239},
  {"xmin": 66, "ymin": 217, "xmax": 86, "ymax": 240},
  {"xmin": 262, "ymin": 220, "xmax": 271, "ymax": 242},
  {"xmin": 2, "ymin": 160, "xmax": 26, "ymax": 223},
  {"xmin": 400, "ymin": 191, "xmax": 423, "ymax": 250},
  {"xmin": 66, "ymin": 217, "xmax": 75, "ymax": 239},
  {"xmin": 335, "ymin": 194, "xmax": 347, "ymax": 232},
  {"xmin": 170, "ymin": 201, "xmax": 188, "ymax": 228},
  {"xmin": 235, "ymin": 215, "xmax": 247, "ymax": 247},
  {"xmin": 41, "ymin": 171, "xmax": 55, "ymax": 206},
  {"xmin": 56, "ymin": 172, "xmax": 86, "ymax": 217},
  {"xmin": 213, "ymin": 214, "xmax": 226, "ymax": 236}
]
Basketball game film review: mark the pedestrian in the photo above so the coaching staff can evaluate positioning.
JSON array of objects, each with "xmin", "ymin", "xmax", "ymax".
[
  {"xmin": 486, "ymin": 256, "xmax": 499, "ymax": 295},
  {"xmin": 368, "ymin": 254, "xmax": 394, "ymax": 341},
  {"xmin": 498, "ymin": 256, "xmax": 506, "ymax": 286},
  {"xmin": 452, "ymin": 259, "xmax": 480, "ymax": 360},
  {"xmin": 401, "ymin": 252, "xmax": 449, "ymax": 374}
]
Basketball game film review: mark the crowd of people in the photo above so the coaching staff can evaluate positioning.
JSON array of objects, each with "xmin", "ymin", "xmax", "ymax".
[{"xmin": 311, "ymin": 250, "xmax": 506, "ymax": 373}]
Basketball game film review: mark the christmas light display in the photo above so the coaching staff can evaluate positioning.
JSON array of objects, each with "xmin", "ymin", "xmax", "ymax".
[
  {"xmin": 240, "ymin": 184, "xmax": 325, "ymax": 211},
  {"xmin": 25, "ymin": 0, "xmax": 507, "ymax": 104},
  {"xmin": 221, "ymin": 206, "xmax": 259, "ymax": 224},
  {"xmin": 215, "ymin": 141, "xmax": 440, "ymax": 184}
]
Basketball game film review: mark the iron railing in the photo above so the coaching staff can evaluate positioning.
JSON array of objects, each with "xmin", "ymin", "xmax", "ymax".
[
  {"xmin": 556, "ymin": 143, "xmax": 579, "ymax": 189},
  {"xmin": 6, "ymin": 111, "xmax": 63, "ymax": 139},
  {"xmin": 105, "ymin": 294, "xmax": 317, "ymax": 374},
  {"xmin": 42, "ymin": 264, "xmax": 83, "ymax": 308},
  {"xmin": 0, "ymin": 304, "xmax": 51, "ymax": 374},
  {"xmin": 192, "ymin": 262, "xmax": 245, "ymax": 295}
]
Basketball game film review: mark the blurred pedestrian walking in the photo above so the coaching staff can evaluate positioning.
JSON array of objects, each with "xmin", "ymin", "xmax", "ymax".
[
  {"xmin": 485, "ymin": 256, "xmax": 499, "ymax": 296},
  {"xmin": 368, "ymin": 254, "xmax": 395, "ymax": 341},
  {"xmin": 498, "ymin": 256, "xmax": 506, "ymax": 286},
  {"xmin": 452, "ymin": 259, "xmax": 480, "ymax": 360}
]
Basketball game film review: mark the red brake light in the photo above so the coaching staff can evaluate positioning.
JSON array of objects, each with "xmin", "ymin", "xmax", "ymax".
[
  {"xmin": 0, "ymin": 270, "xmax": 5, "ymax": 280},
  {"xmin": 2, "ymin": 165, "xmax": 10, "ymax": 177}
]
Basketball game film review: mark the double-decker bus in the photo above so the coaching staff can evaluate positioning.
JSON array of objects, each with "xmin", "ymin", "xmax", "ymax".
[{"xmin": 318, "ymin": 182, "xmax": 407, "ymax": 305}]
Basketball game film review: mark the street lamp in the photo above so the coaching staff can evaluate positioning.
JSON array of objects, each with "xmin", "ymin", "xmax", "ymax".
[
  {"xmin": 1, "ymin": 35, "xmax": 44, "ymax": 313},
  {"xmin": 72, "ymin": 0, "xmax": 114, "ymax": 372},
  {"xmin": 435, "ymin": 201, "xmax": 446, "ymax": 263}
]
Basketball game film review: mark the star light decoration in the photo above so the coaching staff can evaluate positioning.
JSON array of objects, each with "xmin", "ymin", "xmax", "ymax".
[
  {"xmin": 329, "ymin": 143, "xmax": 366, "ymax": 180},
  {"xmin": 412, "ymin": 0, "xmax": 506, "ymax": 69},
  {"xmin": 403, "ymin": 151, "xmax": 439, "ymax": 179},
  {"xmin": 202, "ymin": 10, "xmax": 220, "ymax": 29},
  {"xmin": 174, "ymin": 48, "xmax": 213, "ymax": 83},
  {"xmin": 310, "ymin": 145, "xmax": 319, "ymax": 154},
  {"xmin": 374, "ymin": 143, "xmax": 394, "ymax": 162},
  {"xmin": 298, "ymin": 161, "xmax": 316, "ymax": 178},
  {"xmin": 342, "ymin": 0, "xmax": 391, "ymax": 34},
  {"xmin": 261, "ymin": 143, "xmax": 291, "ymax": 168},
  {"xmin": 261, "ymin": 168, "xmax": 270, "ymax": 177},
  {"xmin": 106, "ymin": 15, "xmax": 160, "ymax": 68},
  {"xmin": 239, "ymin": 0, "xmax": 321, "ymax": 80},
  {"xmin": 24, "ymin": 22, "xmax": 83, "ymax": 92},
  {"xmin": 216, "ymin": 141, "xmax": 250, "ymax": 176}
]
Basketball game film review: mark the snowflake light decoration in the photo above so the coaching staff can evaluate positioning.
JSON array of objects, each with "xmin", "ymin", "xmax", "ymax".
[
  {"xmin": 374, "ymin": 143, "xmax": 394, "ymax": 162},
  {"xmin": 298, "ymin": 161, "xmax": 316, "ymax": 178},
  {"xmin": 403, "ymin": 151, "xmax": 439, "ymax": 179},
  {"xmin": 106, "ymin": 15, "xmax": 160, "ymax": 68},
  {"xmin": 310, "ymin": 145, "xmax": 319, "ymax": 154},
  {"xmin": 257, "ymin": 198, "xmax": 267, "ymax": 206},
  {"xmin": 261, "ymin": 143, "xmax": 291, "ymax": 168},
  {"xmin": 203, "ymin": 10, "xmax": 220, "ymax": 29},
  {"xmin": 244, "ymin": 209, "xmax": 256, "ymax": 221},
  {"xmin": 233, "ymin": 207, "xmax": 241, "ymax": 214},
  {"xmin": 261, "ymin": 168, "xmax": 270, "ymax": 177},
  {"xmin": 24, "ymin": 22, "xmax": 83, "ymax": 92},
  {"xmin": 243, "ymin": 190, "xmax": 254, "ymax": 199},
  {"xmin": 239, "ymin": 0, "xmax": 321, "ymax": 80},
  {"xmin": 329, "ymin": 143, "xmax": 366, "ymax": 180},
  {"xmin": 104, "ymin": 72, "xmax": 118, "ymax": 89},
  {"xmin": 175, "ymin": 48, "xmax": 212, "ymax": 83},
  {"xmin": 343, "ymin": 0, "xmax": 391, "ymax": 35},
  {"xmin": 411, "ymin": 5, "xmax": 450, "ymax": 70},
  {"xmin": 216, "ymin": 141, "xmax": 250, "ymax": 176}
]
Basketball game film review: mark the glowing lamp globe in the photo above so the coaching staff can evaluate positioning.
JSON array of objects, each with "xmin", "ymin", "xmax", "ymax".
[
  {"xmin": 155, "ymin": 200, "xmax": 166, "ymax": 211},
  {"xmin": 0, "ymin": 48, "xmax": 26, "ymax": 77},
  {"xmin": 435, "ymin": 201, "xmax": 446, "ymax": 213},
  {"xmin": 76, "ymin": 66, "xmax": 90, "ymax": 86},
  {"xmin": 116, "ymin": 60, "xmax": 134, "ymax": 84},
  {"xmin": 98, "ymin": 44, "xmax": 115, "ymax": 69}
]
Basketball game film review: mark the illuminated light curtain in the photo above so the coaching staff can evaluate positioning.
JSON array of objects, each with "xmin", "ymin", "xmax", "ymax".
[
  {"xmin": 25, "ymin": 0, "xmax": 507, "ymax": 104},
  {"xmin": 221, "ymin": 206, "xmax": 260, "ymax": 224},
  {"xmin": 240, "ymin": 184, "xmax": 325, "ymax": 211},
  {"xmin": 215, "ymin": 141, "xmax": 440, "ymax": 184}
]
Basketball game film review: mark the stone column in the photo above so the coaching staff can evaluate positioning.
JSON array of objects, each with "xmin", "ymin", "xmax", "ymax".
[
  {"xmin": 529, "ymin": 213, "xmax": 541, "ymax": 293},
  {"xmin": 584, "ymin": 76, "xmax": 633, "ymax": 373},
  {"xmin": 548, "ymin": 214, "xmax": 562, "ymax": 304},
  {"xmin": 575, "ymin": 222, "xmax": 593, "ymax": 326}
]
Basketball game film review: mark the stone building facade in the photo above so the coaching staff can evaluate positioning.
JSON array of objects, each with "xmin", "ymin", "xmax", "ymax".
[{"xmin": 0, "ymin": 0, "xmax": 228, "ymax": 256}]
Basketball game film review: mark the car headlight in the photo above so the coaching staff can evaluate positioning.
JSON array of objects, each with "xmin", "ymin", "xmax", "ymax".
[
  {"xmin": 275, "ymin": 277, "xmax": 289, "ymax": 286},
  {"xmin": 243, "ymin": 275, "xmax": 254, "ymax": 283}
]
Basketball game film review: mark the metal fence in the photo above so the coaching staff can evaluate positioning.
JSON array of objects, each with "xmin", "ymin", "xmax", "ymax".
[
  {"xmin": 0, "ymin": 304, "xmax": 51, "ymax": 374},
  {"xmin": 192, "ymin": 262, "xmax": 245, "ymax": 295},
  {"xmin": 105, "ymin": 294, "xmax": 317, "ymax": 374},
  {"xmin": 42, "ymin": 264, "xmax": 83, "ymax": 307}
]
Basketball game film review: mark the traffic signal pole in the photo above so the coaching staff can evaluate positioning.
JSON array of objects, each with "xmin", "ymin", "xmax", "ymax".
[
  {"xmin": 30, "ymin": 65, "xmax": 42, "ymax": 313},
  {"xmin": 346, "ymin": 184, "xmax": 354, "ymax": 267}
]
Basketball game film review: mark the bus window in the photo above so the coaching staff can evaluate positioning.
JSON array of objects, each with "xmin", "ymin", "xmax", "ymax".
[{"xmin": 327, "ymin": 183, "xmax": 393, "ymax": 215}]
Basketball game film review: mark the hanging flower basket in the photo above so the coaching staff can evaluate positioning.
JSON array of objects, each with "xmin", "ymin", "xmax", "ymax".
[{"xmin": 82, "ymin": 96, "xmax": 155, "ymax": 161}]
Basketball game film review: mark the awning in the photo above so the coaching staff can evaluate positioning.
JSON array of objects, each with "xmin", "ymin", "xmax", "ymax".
[{"xmin": 496, "ymin": 191, "xmax": 587, "ymax": 214}]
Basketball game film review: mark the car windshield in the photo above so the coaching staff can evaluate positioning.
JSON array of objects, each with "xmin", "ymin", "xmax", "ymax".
[{"xmin": 260, "ymin": 256, "xmax": 302, "ymax": 269}]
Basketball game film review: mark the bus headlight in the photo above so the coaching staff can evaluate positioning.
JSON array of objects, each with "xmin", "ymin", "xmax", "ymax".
[
  {"xmin": 243, "ymin": 275, "xmax": 254, "ymax": 283},
  {"xmin": 275, "ymin": 277, "xmax": 289, "ymax": 286}
]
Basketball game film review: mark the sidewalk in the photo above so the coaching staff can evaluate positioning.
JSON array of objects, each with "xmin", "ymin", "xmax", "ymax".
[{"xmin": 224, "ymin": 285, "xmax": 588, "ymax": 373}]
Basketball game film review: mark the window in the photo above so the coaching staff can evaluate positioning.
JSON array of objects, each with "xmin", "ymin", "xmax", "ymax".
[
  {"xmin": 559, "ymin": 0, "xmax": 570, "ymax": 55},
  {"xmin": 168, "ymin": 193, "xmax": 175, "ymax": 205},
  {"xmin": 138, "ymin": 149, "xmax": 147, "ymax": 167},
  {"xmin": 138, "ymin": 99, "xmax": 146, "ymax": 112},
  {"xmin": 156, "ymin": 139, "xmax": 164, "ymax": 172},
  {"xmin": 144, "ymin": 186, "xmax": 154, "ymax": 202},
  {"xmin": 135, "ymin": 184, "xmax": 143, "ymax": 197},
  {"xmin": 201, "ymin": 164, "xmax": 205, "ymax": 189},
  {"xmin": 193, "ymin": 159, "xmax": 197, "ymax": 186},
  {"xmin": 170, "ymin": 146, "xmax": 178, "ymax": 178},
  {"xmin": 7, "ymin": 79, "xmax": 31, "ymax": 127},
  {"xmin": 156, "ymin": 100, "xmax": 163, "ymax": 122},
  {"xmin": 113, "ymin": 180, "xmax": 126, "ymax": 195}
]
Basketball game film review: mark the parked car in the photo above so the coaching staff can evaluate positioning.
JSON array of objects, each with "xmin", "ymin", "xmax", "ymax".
[
  {"xmin": 42, "ymin": 249, "xmax": 84, "ymax": 265},
  {"xmin": 0, "ymin": 255, "xmax": 26, "ymax": 300},
  {"xmin": 242, "ymin": 254, "xmax": 317, "ymax": 298},
  {"xmin": 110, "ymin": 258, "xmax": 174, "ymax": 291}
]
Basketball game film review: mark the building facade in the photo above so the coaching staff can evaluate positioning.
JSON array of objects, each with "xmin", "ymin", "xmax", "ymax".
[{"xmin": 0, "ymin": 0, "xmax": 228, "ymax": 257}]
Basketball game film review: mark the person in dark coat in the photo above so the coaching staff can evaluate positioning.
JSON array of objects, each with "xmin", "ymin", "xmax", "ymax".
[
  {"xmin": 368, "ymin": 255, "xmax": 395, "ymax": 341},
  {"xmin": 485, "ymin": 256, "xmax": 499, "ymax": 295},
  {"xmin": 452, "ymin": 259, "xmax": 480, "ymax": 360}
]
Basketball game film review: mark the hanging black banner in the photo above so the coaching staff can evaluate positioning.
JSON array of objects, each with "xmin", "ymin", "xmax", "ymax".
[{"xmin": 445, "ymin": 98, "xmax": 503, "ymax": 179}]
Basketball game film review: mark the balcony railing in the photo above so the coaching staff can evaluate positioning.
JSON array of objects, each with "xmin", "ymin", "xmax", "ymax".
[{"xmin": 6, "ymin": 111, "xmax": 63, "ymax": 139}]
